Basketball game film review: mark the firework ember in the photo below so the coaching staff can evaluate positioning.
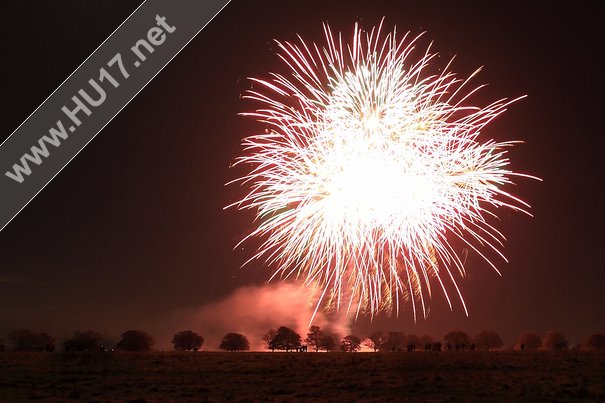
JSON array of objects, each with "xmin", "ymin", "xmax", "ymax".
[{"xmin": 228, "ymin": 21, "xmax": 536, "ymax": 319}]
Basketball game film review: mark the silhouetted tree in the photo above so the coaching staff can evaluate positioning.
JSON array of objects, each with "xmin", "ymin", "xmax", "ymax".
[
  {"xmin": 171, "ymin": 330, "xmax": 204, "ymax": 351},
  {"xmin": 340, "ymin": 335, "xmax": 362, "ymax": 352},
  {"xmin": 444, "ymin": 331, "xmax": 471, "ymax": 348},
  {"xmin": 219, "ymin": 333, "xmax": 249, "ymax": 352},
  {"xmin": 420, "ymin": 335, "xmax": 434, "ymax": 344},
  {"xmin": 583, "ymin": 334, "xmax": 605, "ymax": 351},
  {"xmin": 473, "ymin": 331, "xmax": 503, "ymax": 351},
  {"xmin": 420, "ymin": 335, "xmax": 434, "ymax": 351},
  {"xmin": 382, "ymin": 331, "xmax": 406, "ymax": 351},
  {"xmin": 543, "ymin": 330, "xmax": 568, "ymax": 350},
  {"xmin": 9, "ymin": 329, "xmax": 36, "ymax": 351},
  {"xmin": 406, "ymin": 334, "xmax": 421, "ymax": 350},
  {"xmin": 364, "ymin": 331, "xmax": 385, "ymax": 352},
  {"xmin": 36, "ymin": 332, "xmax": 55, "ymax": 352},
  {"xmin": 320, "ymin": 334, "xmax": 337, "ymax": 352},
  {"xmin": 305, "ymin": 325, "xmax": 325, "ymax": 352},
  {"xmin": 8, "ymin": 329, "xmax": 55, "ymax": 352},
  {"xmin": 262, "ymin": 328, "xmax": 278, "ymax": 351},
  {"xmin": 116, "ymin": 330, "xmax": 155, "ymax": 352},
  {"xmin": 63, "ymin": 331, "xmax": 103, "ymax": 352},
  {"xmin": 517, "ymin": 331, "xmax": 542, "ymax": 350},
  {"xmin": 271, "ymin": 327, "xmax": 302, "ymax": 351}
]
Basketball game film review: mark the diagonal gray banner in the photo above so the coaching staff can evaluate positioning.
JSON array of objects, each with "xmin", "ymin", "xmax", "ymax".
[{"xmin": 0, "ymin": 0, "xmax": 230, "ymax": 230}]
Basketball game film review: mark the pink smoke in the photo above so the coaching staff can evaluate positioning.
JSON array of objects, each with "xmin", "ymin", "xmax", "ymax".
[{"xmin": 165, "ymin": 283, "xmax": 351, "ymax": 351}]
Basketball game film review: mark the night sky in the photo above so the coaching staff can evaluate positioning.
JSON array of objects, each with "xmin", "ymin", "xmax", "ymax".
[{"xmin": 2, "ymin": 1, "xmax": 603, "ymax": 349}]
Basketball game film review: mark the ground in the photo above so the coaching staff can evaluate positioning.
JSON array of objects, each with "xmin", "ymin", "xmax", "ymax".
[{"xmin": 0, "ymin": 351, "xmax": 603, "ymax": 402}]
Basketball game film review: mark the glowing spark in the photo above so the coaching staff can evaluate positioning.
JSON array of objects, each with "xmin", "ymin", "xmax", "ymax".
[{"xmin": 228, "ymin": 22, "xmax": 537, "ymax": 319}]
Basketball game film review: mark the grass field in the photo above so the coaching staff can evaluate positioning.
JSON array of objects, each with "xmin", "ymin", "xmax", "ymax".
[{"xmin": 1, "ymin": 351, "xmax": 604, "ymax": 402}]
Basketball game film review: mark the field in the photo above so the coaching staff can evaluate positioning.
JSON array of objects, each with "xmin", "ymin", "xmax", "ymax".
[{"xmin": 1, "ymin": 351, "xmax": 604, "ymax": 402}]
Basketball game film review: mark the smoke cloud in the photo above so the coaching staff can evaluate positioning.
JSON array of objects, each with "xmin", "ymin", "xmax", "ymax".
[{"xmin": 163, "ymin": 283, "xmax": 351, "ymax": 351}]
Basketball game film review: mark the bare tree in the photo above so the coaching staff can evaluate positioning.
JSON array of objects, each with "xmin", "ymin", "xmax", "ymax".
[
  {"xmin": 473, "ymin": 331, "xmax": 503, "ymax": 351},
  {"xmin": 583, "ymin": 334, "xmax": 605, "ymax": 351},
  {"xmin": 517, "ymin": 331, "xmax": 542, "ymax": 350},
  {"xmin": 63, "ymin": 331, "xmax": 103, "ymax": 352},
  {"xmin": 219, "ymin": 333, "xmax": 249, "ymax": 352},
  {"xmin": 116, "ymin": 330, "xmax": 155, "ymax": 352},
  {"xmin": 542, "ymin": 330, "xmax": 568, "ymax": 350},
  {"xmin": 262, "ymin": 328, "xmax": 278, "ymax": 352},
  {"xmin": 305, "ymin": 325, "xmax": 324, "ymax": 352},
  {"xmin": 363, "ymin": 331, "xmax": 385, "ymax": 352},
  {"xmin": 171, "ymin": 330, "xmax": 204, "ymax": 351},
  {"xmin": 340, "ymin": 335, "xmax": 362, "ymax": 352}
]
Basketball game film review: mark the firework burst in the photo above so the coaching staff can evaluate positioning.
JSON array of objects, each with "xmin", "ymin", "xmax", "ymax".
[{"xmin": 228, "ymin": 21, "xmax": 536, "ymax": 319}]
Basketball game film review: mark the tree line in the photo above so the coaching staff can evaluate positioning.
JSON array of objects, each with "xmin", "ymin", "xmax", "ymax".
[{"xmin": 1, "ymin": 327, "xmax": 604, "ymax": 353}]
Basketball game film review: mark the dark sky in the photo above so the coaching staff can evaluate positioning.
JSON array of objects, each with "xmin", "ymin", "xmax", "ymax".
[{"xmin": 2, "ymin": 1, "xmax": 603, "ymax": 349}]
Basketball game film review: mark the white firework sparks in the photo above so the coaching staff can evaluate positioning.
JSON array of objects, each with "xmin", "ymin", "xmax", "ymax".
[{"xmin": 228, "ymin": 21, "xmax": 536, "ymax": 319}]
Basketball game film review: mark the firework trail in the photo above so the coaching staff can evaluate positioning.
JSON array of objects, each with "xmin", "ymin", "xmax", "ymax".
[{"xmin": 228, "ymin": 21, "xmax": 536, "ymax": 319}]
